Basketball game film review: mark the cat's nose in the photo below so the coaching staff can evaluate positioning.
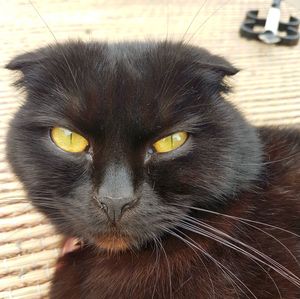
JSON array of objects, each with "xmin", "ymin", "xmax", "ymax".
[{"xmin": 97, "ymin": 196, "xmax": 139, "ymax": 223}]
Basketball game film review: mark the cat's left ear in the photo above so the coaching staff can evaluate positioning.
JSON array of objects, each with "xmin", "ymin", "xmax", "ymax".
[
  {"xmin": 199, "ymin": 54, "xmax": 239, "ymax": 78},
  {"xmin": 192, "ymin": 52, "xmax": 239, "ymax": 95},
  {"xmin": 5, "ymin": 51, "xmax": 45, "ymax": 73}
]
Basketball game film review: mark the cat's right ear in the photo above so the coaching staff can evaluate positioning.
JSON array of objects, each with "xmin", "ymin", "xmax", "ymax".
[{"xmin": 5, "ymin": 51, "xmax": 45, "ymax": 73}]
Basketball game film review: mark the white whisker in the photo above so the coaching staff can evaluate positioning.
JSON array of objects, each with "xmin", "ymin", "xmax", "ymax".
[
  {"xmin": 179, "ymin": 219, "xmax": 300, "ymax": 287},
  {"xmin": 163, "ymin": 227, "xmax": 255, "ymax": 298}
]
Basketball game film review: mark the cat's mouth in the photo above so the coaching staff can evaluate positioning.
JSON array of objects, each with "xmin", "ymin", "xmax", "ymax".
[{"xmin": 94, "ymin": 234, "xmax": 130, "ymax": 252}]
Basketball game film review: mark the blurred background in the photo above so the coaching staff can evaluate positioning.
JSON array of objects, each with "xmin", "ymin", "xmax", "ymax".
[{"xmin": 0, "ymin": 0, "xmax": 300, "ymax": 298}]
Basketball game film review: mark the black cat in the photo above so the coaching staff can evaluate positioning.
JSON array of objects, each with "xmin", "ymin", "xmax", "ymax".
[{"xmin": 6, "ymin": 41, "xmax": 300, "ymax": 298}]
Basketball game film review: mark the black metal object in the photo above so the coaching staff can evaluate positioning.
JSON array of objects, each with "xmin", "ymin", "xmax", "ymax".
[{"xmin": 240, "ymin": 0, "xmax": 300, "ymax": 46}]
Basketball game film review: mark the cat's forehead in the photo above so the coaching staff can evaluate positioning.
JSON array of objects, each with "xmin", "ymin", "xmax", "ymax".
[{"xmin": 46, "ymin": 43, "xmax": 207, "ymax": 135}]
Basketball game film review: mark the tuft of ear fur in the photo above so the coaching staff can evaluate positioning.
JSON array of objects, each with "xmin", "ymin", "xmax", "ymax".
[{"xmin": 5, "ymin": 51, "xmax": 45, "ymax": 73}]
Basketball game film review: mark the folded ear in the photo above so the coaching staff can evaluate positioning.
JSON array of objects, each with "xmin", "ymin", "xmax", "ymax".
[
  {"xmin": 5, "ymin": 51, "xmax": 45, "ymax": 73},
  {"xmin": 199, "ymin": 54, "xmax": 239, "ymax": 77},
  {"xmin": 193, "ymin": 52, "xmax": 240, "ymax": 95},
  {"xmin": 5, "ymin": 49, "xmax": 50, "ymax": 91}
]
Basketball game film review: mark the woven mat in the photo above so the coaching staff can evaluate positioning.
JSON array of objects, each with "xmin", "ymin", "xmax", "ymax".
[{"xmin": 1, "ymin": 0, "xmax": 300, "ymax": 298}]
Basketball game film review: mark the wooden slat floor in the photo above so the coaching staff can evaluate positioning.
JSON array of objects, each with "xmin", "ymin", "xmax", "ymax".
[{"xmin": 0, "ymin": 0, "xmax": 299, "ymax": 298}]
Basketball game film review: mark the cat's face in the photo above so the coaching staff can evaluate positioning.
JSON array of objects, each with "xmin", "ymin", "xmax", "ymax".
[{"xmin": 6, "ymin": 41, "xmax": 261, "ymax": 251}]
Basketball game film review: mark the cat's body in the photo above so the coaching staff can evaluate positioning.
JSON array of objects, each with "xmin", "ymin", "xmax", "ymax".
[{"xmin": 5, "ymin": 41, "xmax": 300, "ymax": 298}]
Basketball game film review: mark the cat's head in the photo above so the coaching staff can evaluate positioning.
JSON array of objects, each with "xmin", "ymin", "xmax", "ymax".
[{"xmin": 6, "ymin": 41, "xmax": 262, "ymax": 251}]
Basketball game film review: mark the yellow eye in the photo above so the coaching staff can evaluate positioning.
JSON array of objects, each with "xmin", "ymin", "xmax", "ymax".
[
  {"xmin": 153, "ymin": 132, "xmax": 188, "ymax": 153},
  {"xmin": 51, "ymin": 127, "xmax": 89, "ymax": 153}
]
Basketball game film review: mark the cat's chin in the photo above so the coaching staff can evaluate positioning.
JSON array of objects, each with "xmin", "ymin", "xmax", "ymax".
[{"xmin": 93, "ymin": 234, "xmax": 131, "ymax": 252}]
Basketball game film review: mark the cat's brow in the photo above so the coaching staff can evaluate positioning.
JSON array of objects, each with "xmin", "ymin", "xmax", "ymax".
[{"xmin": 157, "ymin": 114, "xmax": 210, "ymax": 137}]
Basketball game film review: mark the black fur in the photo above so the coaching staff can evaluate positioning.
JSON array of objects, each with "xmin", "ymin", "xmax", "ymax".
[{"xmin": 5, "ymin": 41, "xmax": 300, "ymax": 298}]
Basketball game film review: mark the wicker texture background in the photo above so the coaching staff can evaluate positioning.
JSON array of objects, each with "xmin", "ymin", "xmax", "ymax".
[{"xmin": 0, "ymin": 0, "xmax": 300, "ymax": 298}]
